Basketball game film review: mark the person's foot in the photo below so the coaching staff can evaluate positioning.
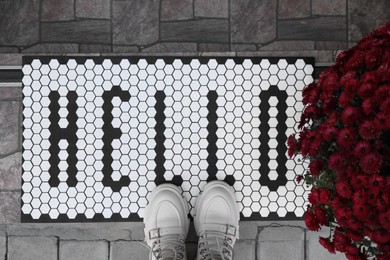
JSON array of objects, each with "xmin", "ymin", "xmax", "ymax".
[
  {"xmin": 194, "ymin": 181, "xmax": 240, "ymax": 260},
  {"xmin": 144, "ymin": 184, "xmax": 190, "ymax": 260}
]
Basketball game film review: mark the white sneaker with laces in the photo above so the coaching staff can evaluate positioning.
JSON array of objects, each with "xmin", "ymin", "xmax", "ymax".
[
  {"xmin": 194, "ymin": 181, "xmax": 240, "ymax": 260},
  {"xmin": 144, "ymin": 184, "xmax": 190, "ymax": 260}
]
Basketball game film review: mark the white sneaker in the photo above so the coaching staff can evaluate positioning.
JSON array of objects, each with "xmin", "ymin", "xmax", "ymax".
[
  {"xmin": 144, "ymin": 184, "xmax": 190, "ymax": 260},
  {"xmin": 194, "ymin": 181, "xmax": 240, "ymax": 260}
]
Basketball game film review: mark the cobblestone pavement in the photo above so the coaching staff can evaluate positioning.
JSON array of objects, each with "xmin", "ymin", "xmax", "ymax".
[
  {"xmin": 0, "ymin": 221, "xmax": 347, "ymax": 260},
  {"xmin": 0, "ymin": 0, "xmax": 388, "ymax": 61}
]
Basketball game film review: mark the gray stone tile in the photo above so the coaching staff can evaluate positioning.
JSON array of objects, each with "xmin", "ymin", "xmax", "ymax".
[
  {"xmin": 238, "ymin": 222, "xmax": 259, "ymax": 239},
  {"xmin": 259, "ymin": 41, "xmax": 315, "ymax": 51},
  {"xmin": 234, "ymin": 240, "xmax": 256, "ymax": 260},
  {"xmin": 278, "ymin": 16, "xmax": 347, "ymax": 41},
  {"xmin": 278, "ymin": 0, "xmax": 310, "ymax": 19},
  {"xmin": 257, "ymin": 240, "xmax": 304, "ymax": 260},
  {"xmin": 161, "ymin": 0, "xmax": 193, "ymax": 21},
  {"xmin": 41, "ymin": 20, "xmax": 111, "ymax": 44},
  {"xmin": 6, "ymin": 222, "xmax": 136, "ymax": 241},
  {"xmin": 258, "ymin": 226, "xmax": 304, "ymax": 241},
  {"xmin": 113, "ymin": 46, "xmax": 140, "ymax": 53},
  {"xmin": 76, "ymin": 0, "xmax": 111, "ymax": 19},
  {"xmin": 113, "ymin": 0, "xmax": 159, "ymax": 45},
  {"xmin": 8, "ymin": 236, "xmax": 57, "ymax": 260},
  {"xmin": 306, "ymin": 229, "xmax": 346, "ymax": 260},
  {"xmin": 22, "ymin": 43, "xmax": 79, "ymax": 54},
  {"xmin": 80, "ymin": 44, "xmax": 112, "ymax": 53},
  {"xmin": 110, "ymin": 241, "xmax": 149, "ymax": 260},
  {"xmin": 142, "ymin": 42, "xmax": 197, "ymax": 53},
  {"xmin": 0, "ymin": 88, "xmax": 22, "ymax": 101},
  {"xmin": 0, "ymin": 192, "xmax": 20, "ymax": 223},
  {"xmin": 198, "ymin": 43, "xmax": 230, "ymax": 52},
  {"xmin": 0, "ymin": 0, "xmax": 39, "ymax": 46},
  {"xmin": 231, "ymin": 44, "xmax": 257, "ymax": 52},
  {"xmin": 41, "ymin": 0, "xmax": 74, "ymax": 21},
  {"xmin": 60, "ymin": 240, "xmax": 108, "ymax": 260},
  {"xmin": 316, "ymin": 41, "xmax": 347, "ymax": 50},
  {"xmin": 0, "ymin": 101, "xmax": 19, "ymax": 155},
  {"xmin": 0, "ymin": 152, "xmax": 21, "ymax": 191},
  {"xmin": 0, "ymin": 235, "xmax": 5, "ymax": 260},
  {"xmin": 0, "ymin": 54, "xmax": 22, "ymax": 66},
  {"xmin": 195, "ymin": 0, "xmax": 228, "ymax": 18},
  {"xmin": 312, "ymin": 0, "xmax": 346, "ymax": 15},
  {"xmin": 161, "ymin": 19, "xmax": 229, "ymax": 43},
  {"xmin": 231, "ymin": 0, "xmax": 277, "ymax": 44},
  {"xmin": 348, "ymin": 0, "xmax": 390, "ymax": 42},
  {"xmin": 0, "ymin": 47, "xmax": 18, "ymax": 53}
]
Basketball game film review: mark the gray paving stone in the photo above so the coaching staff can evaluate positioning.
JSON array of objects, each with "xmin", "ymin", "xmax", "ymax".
[
  {"xmin": 198, "ymin": 43, "xmax": 230, "ymax": 52},
  {"xmin": 76, "ymin": 0, "xmax": 111, "ymax": 19},
  {"xmin": 0, "ymin": 235, "xmax": 5, "ymax": 260},
  {"xmin": 0, "ymin": 54, "xmax": 22, "ymax": 66},
  {"xmin": 259, "ymin": 41, "xmax": 315, "ymax": 51},
  {"xmin": 306, "ymin": 229, "xmax": 346, "ymax": 260},
  {"xmin": 231, "ymin": 44, "xmax": 257, "ymax": 52},
  {"xmin": 231, "ymin": 0, "xmax": 277, "ymax": 44},
  {"xmin": 0, "ymin": 101, "xmax": 19, "ymax": 156},
  {"xmin": 316, "ymin": 41, "xmax": 347, "ymax": 50},
  {"xmin": 113, "ymin": 46, "xmax": 140, "ymax": 53},
  {"xmin": 0, "ymin": 47, "xmax": 18, "ymax": 53},
  {"xmin": 141, "ymin": 42, "xmax": 197, "ymax": 53},
  {"xmin": 60, "ymin": 240, "xmax": 108, "ymax": 260},
  {"xmin": 0, "ymin": 88, "xmax": 22, "ymax": 101},
  {"xmin": 278, "ymin": 0, "xmax": 310, "ymax": 19},
  {"xmin": 113, "ymin": 0, "xmax": 159, "ymax": 45},
  {"xmin": 6, "ymin": 222, "xmax": 137, "ymax": 241},
  {"xmin": 8, "ymin": 236, "xmax": 57, "ymax": 260},
  {"xmin": 0, "ymin": 192, "xmax": 20, "ymax": 224},
  {"xmin": 0, "ymin": 0, "xmax": 39, "ymax": 46},
  {"xmin": 195, "ymin": 0, "xmax": 228, "ymax": 18},
  {"xmin": 80, "ymin": 44, "xmax": 112, "ymax": 53},
  {"xmin": 161, "ymin": 0, "xmax": 193, "ymax": 21},
  {"xmin": 41, "ymin": 20, "xmax": 111, "ymax": 44},
  {"xmin": 236, "ymin": 222, "xmax": 259, "ymax": 239},
  {"xmin": 257, "ymin": 226, "xmax": 304, "ymax": 260},
  {"xmin": 41, "ymin": 0, "xmax": 74, "ymax": 21},
  {"xmin": 0, "ymin": 152, "xmax": 21, "ymax": 191},
  {"xmin": 22, "ymin": 43, "xmax": 79, "ymax": 54},
  {"xmin": 312, "ymin": 0, "xmax": 346, "ymax": 15},
  {"xmin": 110, "ymin": 241, "xmax": 149, "ymax": 260},
  {"xmin": 234, "ymin": 240, "xmax": 256, "ymax": 260},
  {"xmin": 161, "ymin": 19, "xmax": 229, "ymax": 43},
  {"xmin": 348, "ymin": 0, "xmax": 390, "ymax": 42},
  {"xmin": 278, "ymin": 16, "xmax": 347, "ymax": 41}
]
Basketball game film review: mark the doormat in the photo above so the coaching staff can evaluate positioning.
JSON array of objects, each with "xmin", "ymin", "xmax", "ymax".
[{"xmin": 22, "ymin": 56, "xmax": 314, "ymax": 222}]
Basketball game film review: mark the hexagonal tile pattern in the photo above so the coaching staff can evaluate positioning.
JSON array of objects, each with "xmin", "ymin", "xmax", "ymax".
[{"xmin": 22, "ymin": 57, "xmax": 313, "ymax": 222}]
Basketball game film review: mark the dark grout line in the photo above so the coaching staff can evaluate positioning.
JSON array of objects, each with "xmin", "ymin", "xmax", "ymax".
[{"xmin": 110, "ymin": 0, "xmax": 114, "ymax": 53}]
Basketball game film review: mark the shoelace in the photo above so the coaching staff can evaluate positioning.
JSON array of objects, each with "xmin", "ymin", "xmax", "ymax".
[
  {"xmin": 198, "ymin": 230, "xmax": 234, "ymax": 260},
  {"xmin": 149, "ymin": 234, "xmax": 186, "ymax": 260}
]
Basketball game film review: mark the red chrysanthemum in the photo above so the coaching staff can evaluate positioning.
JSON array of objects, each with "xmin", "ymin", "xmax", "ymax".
[
  {"xmin": 360, "ymin": 153, "xmax": 382, "ymax": 174},
  {"xmin": 309, "ymin": 159, "xmax": 323, "ymax": 176},
  {"xmin": 319, "ymin": 237, "xmax": 336, "ymax": 254},
  {"xmin": 305, "ymin": 209, "xmax": 321, "ymax": 231},
  {"xmin": 328, "ymin": 152, "xmax": 345, "ymax": 172},
  {"xmin": 336, "ymin": 182, "xmax": 352, "ymax": 198},
  {"xmin": 319, "ymin": 189, "xmax": 332, "ymax": 205},
  {"xmin": 359, "ymin": 119, "xmax": 381, "ymax": 139},
  {"xmin": 314, "ymin": 206, "xmax": 328, "ymax": 225},
  {"xmin": 353, "ymin": 141, "xmax": 371, "ymax": 157},
  {"xmin": 362, "ymin": 97, "xmax": 376, "ymax": 115},
  {"xmin": 337, "ymin": 128, "xmax": 358, "ymax": 149}
]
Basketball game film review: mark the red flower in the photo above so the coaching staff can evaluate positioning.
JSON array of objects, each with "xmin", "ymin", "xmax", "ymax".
[
  {"xmin": 350, "ymin": 175, "xmax": 369, "ymax": 190},
  {"xmin": 305, "ymin": 210, "xmax": 321, "ymax": 231},
  {"xmin": 314, "ymin": 206, "xmax": 328, "ymax": 225},
  {"xmin": 379, "ymin": 211, "xmax": 390, "ymax": 230},
  {"xmin": 359, "ymin": 119, "xmax": 381, "ymax": 139},
  {"xmin": 352, "ymin": 202, "xmax": 368, "ymax": 220},
  {"xmin": 362, "ymin": 97, "xmax": 376, "ymax": 115},
  {"xmin": 371, "ymin": 229, "xmax": 390, "ymax": 244},
  {"xmin": 287, "ymin": 135, "xmax": 297, "ymax": 158},
  {"xmin": 360, "ymin": 152, "xmax": 382, "ymax": 174},
  {"xmin": 333, "ymin": 228, "xmax": 351, "ymax": 253},
  {"xmin": 358, "ymin": 82, "xmax": 375, "ymax": 98},
  {"xmin": 337, "ymin": 128, "xmax": 358, "ymax": 149},
  {"xmin": 336, "ymin": 182, "xmax": 352, "ymax": 198},
  {"xmin": 339, "ymin": 91, "xmax": 352, "ymax": 107},
  {"xmin": 308, "ymin": 188, "xmax": 320, "ymax": 205},
  {"xmin": 374, "ymin": 85, "xmax": 390, "ymax": 104},
  {"xmin": 319, "ymin": 237, "xmax": 335, "ymax": 254},
  {"xmin": 322, "ymin": 126, "xmax": 338, "ymax": 141},
  {"xmin": 309, "ymin": 159, "xmax": 323, "ymax": 176},
  {"xmin": 346, "ymin": 229, "xmax": 364, "ymax": 241},
  {"xmin": 345, "ymin": 218, "xmax": 363, "ymax": 231},
  {"xmin": 353, "ymin": 141, "xmax": 371, "ymax": 157},
  {"xmin": 365, "ymin": 46, "xmax": 383, "ymax": 70},
  {"xmin": 341, "ymin": 107, "xmax": 361, "ymax": 126},
  {"xmin": 319, "ymin": 189, "xmax": 332, "ymax": 205},
  {"xmin": 380, "ymin": 97, "xmax": 390, "ymax": 113},
  {"xmin": 295, "ymin": 175, "xmax": 303, "ymax": 184},
  {"xmin": 328, "ymin": 152, "xmax": 345, "ymax": 172}
]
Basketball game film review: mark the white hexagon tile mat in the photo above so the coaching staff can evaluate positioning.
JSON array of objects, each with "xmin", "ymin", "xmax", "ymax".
[{"xmin": 21, "ymin": 57, "xmax": 313, "ymax": 222}]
